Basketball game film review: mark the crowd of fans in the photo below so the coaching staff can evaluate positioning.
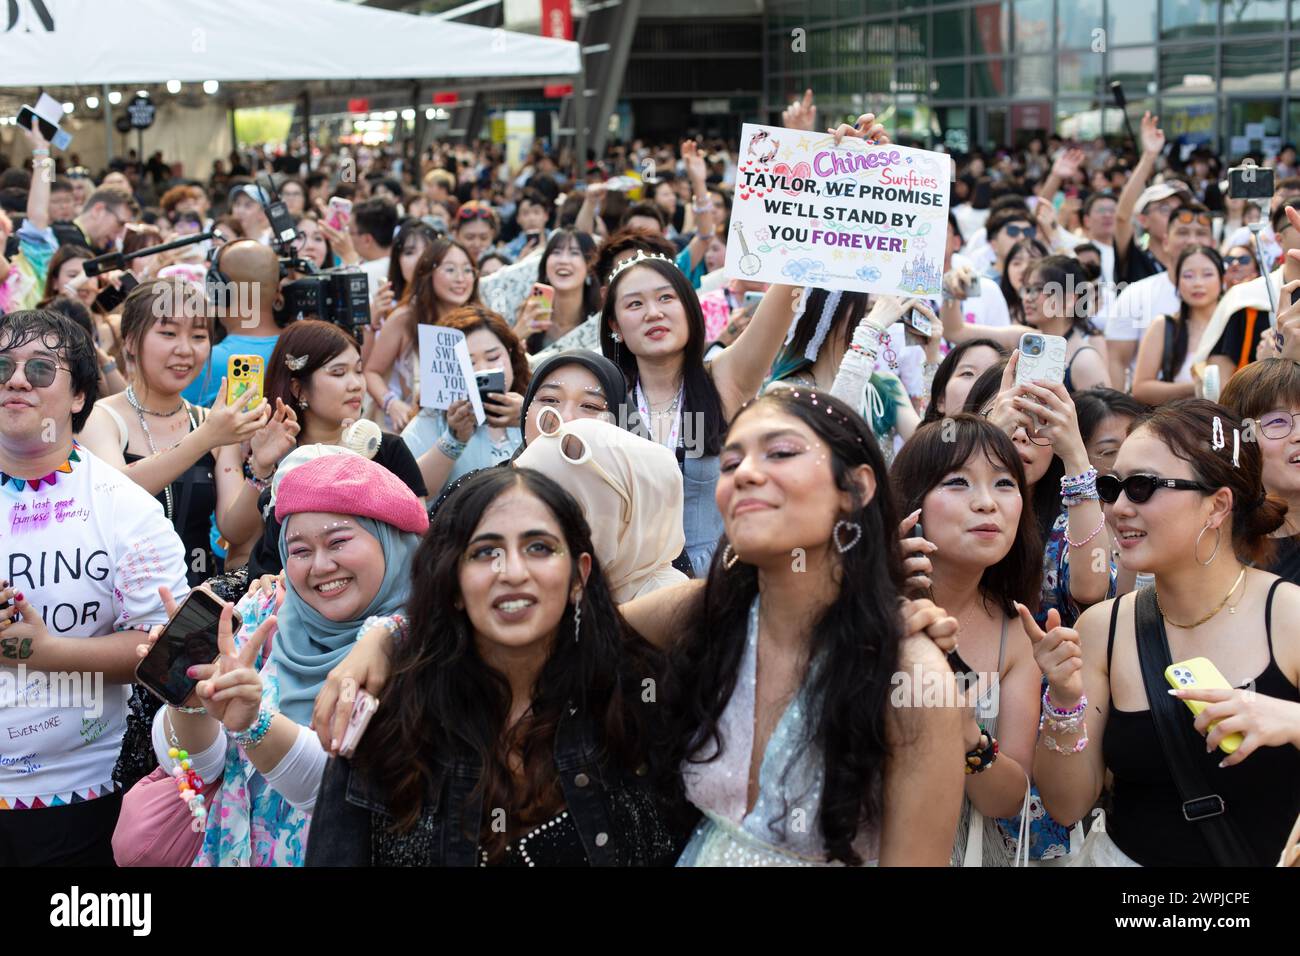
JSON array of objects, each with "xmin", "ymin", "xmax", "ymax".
[{"xmin": 0, "ymin": 95, "xmax": 1297, "ymax": 869}]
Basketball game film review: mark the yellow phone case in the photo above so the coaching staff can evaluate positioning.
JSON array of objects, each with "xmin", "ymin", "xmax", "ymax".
[
  {"xmin": 226, "ymin": 354, "xmax": 265, "ymax": 408},
  {"xmin": 1165, "ymin": 657, "xmax": 1243, "ymax": 755}
]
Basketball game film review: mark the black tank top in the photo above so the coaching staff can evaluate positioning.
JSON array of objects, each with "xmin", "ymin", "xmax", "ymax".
[
  {"xmin": 1103, "ymin": 580, "xmax": 1300, "ymax": 866},
  {"xmin": 123, "ymin": 404, "xmax": 217, "ymax": 588}
]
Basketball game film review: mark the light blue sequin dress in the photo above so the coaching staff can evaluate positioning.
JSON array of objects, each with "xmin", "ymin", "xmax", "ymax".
[{"xmin": 676, "ymin": 599, "xmax": 879, "ymax": 866}]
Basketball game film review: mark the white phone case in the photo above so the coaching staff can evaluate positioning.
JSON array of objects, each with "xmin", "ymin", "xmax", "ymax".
[{"xmin": 1016, "ymin": 333, "xmax": 1068, "ymax": 387}]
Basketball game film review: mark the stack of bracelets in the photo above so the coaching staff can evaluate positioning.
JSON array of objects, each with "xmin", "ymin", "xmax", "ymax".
[
  {"xmin": 437, "ymin": 432, "xmax": 467, "ymax": 461},
  {"xmin": 1040, "ymin": 689, "xmax": 1089, "ymax": 754},
  {"xmin": 1060, "ymin": 466, "xmax": 1099, "ymax": 507}
]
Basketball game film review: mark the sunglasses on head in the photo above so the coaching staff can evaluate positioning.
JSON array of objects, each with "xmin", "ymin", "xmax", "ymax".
[
  {"xmin": 457, "ymin": 207, "xmax": 494, "ymax": 222},
  {"xmin": 0, "ymin": 355, "xmax": 68, "ymax": 389},
  {"xmin": 1004, "ymin": 224, "xmax": 1037, "ymax": 239},
  {"xmin": 1169, "ymin": 210, "xmax": 1212, "ymax": 228},
  {"xmin": 1095, "ymin": 473, "xmax": 1212, "ymax": 504}
]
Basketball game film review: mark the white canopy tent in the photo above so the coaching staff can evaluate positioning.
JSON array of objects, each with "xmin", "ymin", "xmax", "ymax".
[
  {"xmin": 0, "ymin": 0, "xmax": 581, "ymax": 174},
  {"xmin": 0, "ymin": 0, "xmax": 580, "ymax": 86}
]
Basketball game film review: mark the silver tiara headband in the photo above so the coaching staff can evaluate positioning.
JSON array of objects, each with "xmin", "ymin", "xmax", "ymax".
[{"xmin": 607, "ymin": 249, "xmax": 676, "ymax": 285}]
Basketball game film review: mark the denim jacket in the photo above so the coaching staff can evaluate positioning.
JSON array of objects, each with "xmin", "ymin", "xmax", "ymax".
[{"xmin": 306, "ymin": 704, "xmax": 691, "ymax": 867}]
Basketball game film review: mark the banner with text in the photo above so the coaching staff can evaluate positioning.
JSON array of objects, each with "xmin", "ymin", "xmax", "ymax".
[
  {"xmin": 417, "ymin": 325, "xmax": 485, "ymax": 425},
  {"xmin": 725, "ymin": 123, "xmax": 951, "ymax": 296}
]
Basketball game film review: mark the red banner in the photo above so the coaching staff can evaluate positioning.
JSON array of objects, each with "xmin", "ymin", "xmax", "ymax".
[
  {"xmin": 347, "ymin": 98, "xmax": 369, "ymax": 113},
  {"xmin": 433, "ymin": 91, "xmax": 459, "ymax": 105},
  {"xmin": 541, "ymin": 0, "xmax": 573, "ymax": 97}
]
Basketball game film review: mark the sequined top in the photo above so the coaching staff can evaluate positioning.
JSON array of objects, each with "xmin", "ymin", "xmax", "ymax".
[{"xmin": 676, "ymin": 598, "xmax": 880, "ymax": 866}]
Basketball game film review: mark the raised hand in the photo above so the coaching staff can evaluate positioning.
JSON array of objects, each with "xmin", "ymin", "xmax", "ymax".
[
  {"xmin": 1017, "ymin": 603, "xmax": 1084, "ymax": 705},
  {"xmin": 782, "ymin": 89, "xmax": 817, "ymax": 132},
  {"xmin": 681, "ymin": 139, "xmax": 708, "ymax": 186},
  {"xmin": 1011, "ymin": 379, "xmax": 1087, "ymax": 466},
  {"xmin": 313, "ymin": 622, "xmax": 397, "ymax": 753},
  {"xmin": 1051, "ymin": 147, "xmax": 1086, "ymax": 182},
  {"xmin": 828, "ymin": 113, "xmax": 890, "ymax": 147},
  {"xmin": 1140, "ymin": 112, "xmax": 1166, "ymax": 158},
  {"xmin": 248, "ymin": 397, "xmax": 300, "ymax": 476},
  {"xmin": 898, "ymin": 508, "xmax": 938, "ymax": 597},
  {"xmin": 901, "ymin": 597, "xmax": 959, "ymax": 655},
  {"xmin": 201, "ymin": 377, "xmax": 272, "ymax": 450}
]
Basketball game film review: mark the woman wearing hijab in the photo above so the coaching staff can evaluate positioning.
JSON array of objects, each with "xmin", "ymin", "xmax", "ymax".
[
  {"xmin": 516, "ymin": 350, "xmax": 628, "ymax": 450},
  {"xmin": 142, "ymin": 453, "xmax": 427, "ymax": 866},
  {"xmin": 516, "ymin": 413, "xmax": 687, "ymax": 601}
]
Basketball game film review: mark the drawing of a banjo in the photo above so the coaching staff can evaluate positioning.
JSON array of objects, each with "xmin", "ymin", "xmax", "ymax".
[{"xmin": 734, "ymin": 222, "xmax": 761, "ymax": 276}]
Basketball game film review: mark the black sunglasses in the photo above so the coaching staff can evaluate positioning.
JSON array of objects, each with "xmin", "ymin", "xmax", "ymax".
[
  {"xmin": 0, "ymin": 355, "xmax": 68, "ymax": 389},
  {"xmin": 1004, "ymin": 224, "xmax": 1037, "ymax": 239},
  {"xmin": 1096, "ymin": 473, "xmax": 1213, "ymax": 504},
  {"xmin": 1222, "ymin": 254, "xmax": 1254, "ymax": 268}
]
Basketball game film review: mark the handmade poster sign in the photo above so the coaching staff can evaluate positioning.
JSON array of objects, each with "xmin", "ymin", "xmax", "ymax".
[
  {"xmin": 725, "ymin": 122, "xmax": 950, "ymax": 296},
  {"xmin": 417, "ymin": 325, "xmax": 485, "ymax": 424}
]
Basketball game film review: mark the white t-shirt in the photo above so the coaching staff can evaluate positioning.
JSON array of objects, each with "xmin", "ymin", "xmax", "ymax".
[
  {"xmin": 0, "ymin": 446, "xmax": 188, "ymax": 806},
  {"xmin": 1103, "ymin": 272, "xmax": 1179, "ymax": 343}
]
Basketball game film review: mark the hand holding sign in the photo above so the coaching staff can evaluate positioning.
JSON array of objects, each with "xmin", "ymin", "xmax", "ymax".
[
  {"xmin": 727, "ymin": 122, "xmax": 949, "ymax": 297},
  {"xmin": 417, "ymin": 325, "xmax": 485, "ymax": 425}
]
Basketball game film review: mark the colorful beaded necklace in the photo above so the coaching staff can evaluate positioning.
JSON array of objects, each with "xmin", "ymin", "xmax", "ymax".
[{"xmin": 0, "ymin": 441, "xmax": 81, "ymax": 492}]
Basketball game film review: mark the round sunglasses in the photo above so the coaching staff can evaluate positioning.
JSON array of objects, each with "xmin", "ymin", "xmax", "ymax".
[
  {"xmin": 0, "ymin": 355, "xmax": 69, "ymax": 389},
  {"xmin": 1096, "ymin": 473, "xmax": 1212, "ymax": 504}
]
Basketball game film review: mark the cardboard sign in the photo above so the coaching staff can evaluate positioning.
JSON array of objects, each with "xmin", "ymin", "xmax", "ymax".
[
  {"xmin": 725, "ymin": 122, "xmax": 951, "ymax": 296},
  {"xmin": 417, "ymin": 325, "xmax": 485, "ymax": 425}
]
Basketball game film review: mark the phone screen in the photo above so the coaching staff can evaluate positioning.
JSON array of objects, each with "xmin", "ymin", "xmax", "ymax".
[{"xmin": 135, "ymin": 591, "xmax": 231, "ymax": 705}]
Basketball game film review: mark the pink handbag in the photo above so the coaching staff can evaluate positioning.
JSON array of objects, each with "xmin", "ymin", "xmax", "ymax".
[{"xmin": 112, "ymin": 764, "xmax": 219, "ymax": 867}]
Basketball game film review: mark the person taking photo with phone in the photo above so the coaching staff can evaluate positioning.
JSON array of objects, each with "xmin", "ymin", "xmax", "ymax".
[{"xmin": 138, "ymin": 453, "xmax": 426, "ymax": 866}]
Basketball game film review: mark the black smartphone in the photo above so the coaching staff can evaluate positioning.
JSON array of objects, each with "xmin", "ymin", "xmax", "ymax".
[
  {"xmin": 93, "ymin": 273, "xmax": 139, "ymax": 313},
  {"xmin": 1227, "ymin": 165, "xmax": 1274, "ymax": 200},
  {"xmin": 476, "ymin": 368, "xmax": 506, "ymax": 404},
  {"xmin": 135, "ymin": 590, "xmax": 239, "ymax": 706}
]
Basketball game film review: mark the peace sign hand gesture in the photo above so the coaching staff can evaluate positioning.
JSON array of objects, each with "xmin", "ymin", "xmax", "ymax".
[
  {"xmin": 190, "ymin": 602, "xmax": 277, "ymax": 733},
  {"xmin": 1016, "ymin": 602, "xmax": 1085, "ymax": 706}
]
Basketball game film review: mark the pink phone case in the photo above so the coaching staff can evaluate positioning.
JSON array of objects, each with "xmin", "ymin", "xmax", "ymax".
[{"xmin": 337, "ymin": 690, "xmax": 379, "ymax": 758}]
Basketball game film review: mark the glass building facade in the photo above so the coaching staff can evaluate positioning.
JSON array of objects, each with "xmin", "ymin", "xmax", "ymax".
[{"xmin": 764, "ymin": 1, "xmax": 1293, "ymax": 157}]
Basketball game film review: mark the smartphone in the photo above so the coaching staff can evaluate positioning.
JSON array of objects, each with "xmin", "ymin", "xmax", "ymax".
[
  {"xmin": 1165, "ymin": 658, "xmax": 1244, "ymax": 755},
  {"xmin": 337, "ymin": 690, "xmax": 379, "ymax": 758},
  {"xmin": 965, "ymin": 275, "xmax": 982, "ymax": 298},
  {"xmin": 1016, "ymin": 332, "xmax": 1068, "ymax": 388},
  {"xmin": 93, "ymin": 273, "xmax": 139, "ymax": 313},
  {"xmin": 135, "ymin": 590, "xmax": 240, "ymax": 706},
  {"xmin": 476, "ymin": 368, "xmax": 506, "ymax": 403},
  {"xmin": 530, "ymin": 282, "xmax": 555, "ymax": 312},
  {"xmin": 17, "ymin": 105, "xmax": 58, "ymax": 143},
  {"xmin": 227, "ymin": 354, "xmax": 265, "ymax": 408},
  {"xmin": 1227, "ymin": 165, "xmax": 1274, "ymax": 201},
  {"xmin": 742, "ymin": 290, "xmax": 764, "ymax": 316},
  {"xmin": 327, "ymin": 196, "xmax": 353, "ymax": 231},
  {"xmin": 904, "ymin": 308, "xmax": 933, "ymax": 345}
]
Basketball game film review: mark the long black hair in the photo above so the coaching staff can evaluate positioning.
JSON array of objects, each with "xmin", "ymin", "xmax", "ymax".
[
  {"xmin": 658, "ymin": 388, "xmax": 905, "ymax": 865},
  {"xmin": 770, "ymin": 289, "xmax": 868, "ymax": 381},
  {"xmin": 999, "ymin": 237, "xmax": 1049, "ymax": 324},
  {"xmin": 388, "ymin": 219, "xmax": 439, "ymax": 303},
  {"xmin": 599, "ymin": 256, "xmax": 724, "ymax": 457},
  {"xmin": 356, "ymin": 467, "xmax": 659, "ymax": 857},
  {"xmin": 1162, "ymin": 245, "xmax": 1223, "ymax": 383},
  {"xmin": 921, "ymin": 337, "xmax": 1007, "ymax": 425},
  {"xmin": 528, "ymin": 228, "xmax": 601, "ymax": 354},
  {"xmin": 1028, "ymin": 254, "xmax": 1099, "ymax": 337}
]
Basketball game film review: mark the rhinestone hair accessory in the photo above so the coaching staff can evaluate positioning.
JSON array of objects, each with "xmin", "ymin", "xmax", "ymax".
[
  {"xmin": 607, "ymin": 249, "xmax": 675, "ymax": 285},
  {"xmin": 285, "ymin": 353, "xmax": 309, "ymax": 372},
  {"xmin": 747, "ymin": 387, "xmax": 866, "ymax": 444}
]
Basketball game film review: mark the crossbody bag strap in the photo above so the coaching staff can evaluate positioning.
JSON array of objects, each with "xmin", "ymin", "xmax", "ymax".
[{"xmin": 1132, "ymin": 588, "xmax": 1256, "ymax": 866}]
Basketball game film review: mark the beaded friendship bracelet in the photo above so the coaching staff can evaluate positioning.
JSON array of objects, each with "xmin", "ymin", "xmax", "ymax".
[{"xmin": 234, "ymin": 707, "xmax": 275, "ymax": 750}]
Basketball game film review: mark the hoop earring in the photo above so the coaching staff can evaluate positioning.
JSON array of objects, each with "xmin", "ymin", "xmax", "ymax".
[
  {"xmin": 572, "ymin": 597, "xmax": 582, "ymax": 643},
  {"xmin": 833, "ymin": 519, "xmax": 862, "ymax": 553},
  {"xmin": 722, "ymin": 544, "xmax": 740, "ymax": 569},
  {"xmin": 1194, "ymin": 522, "xmax": 1222, "ymax": 567}
]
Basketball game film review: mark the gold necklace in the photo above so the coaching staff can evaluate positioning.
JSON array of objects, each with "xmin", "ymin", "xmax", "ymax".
[{"xmin": 1154, "ymin": 567, "xmax": 1247, "ymax": 629}]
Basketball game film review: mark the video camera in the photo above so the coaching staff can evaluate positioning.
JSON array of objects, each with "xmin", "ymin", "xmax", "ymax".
[{"xmin": 250, "ymin": 175, "xmax": 372, "ymax": 335}]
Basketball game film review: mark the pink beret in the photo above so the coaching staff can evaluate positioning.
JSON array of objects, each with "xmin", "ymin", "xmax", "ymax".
[{"xmin": 275, "ymin": 454, "xmax": 428, "ymax": 534}]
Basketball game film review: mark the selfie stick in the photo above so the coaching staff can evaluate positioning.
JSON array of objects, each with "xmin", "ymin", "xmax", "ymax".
[
  {"xmin": 83, "ymin": 229, "xmax": 215, "ymax": 276},
  {"xmin": 1238, "ymin": 160, "xmax": 1280, "ymax": 330},
  {"xmin": 1109, "ymin": 82, "xmax": 1138, "ymax": 154}
]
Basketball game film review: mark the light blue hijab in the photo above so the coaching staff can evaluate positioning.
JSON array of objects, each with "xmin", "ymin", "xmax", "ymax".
[{"xmin": 273, "ymin": 515, "xmax": 421, "ymax": 725}]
